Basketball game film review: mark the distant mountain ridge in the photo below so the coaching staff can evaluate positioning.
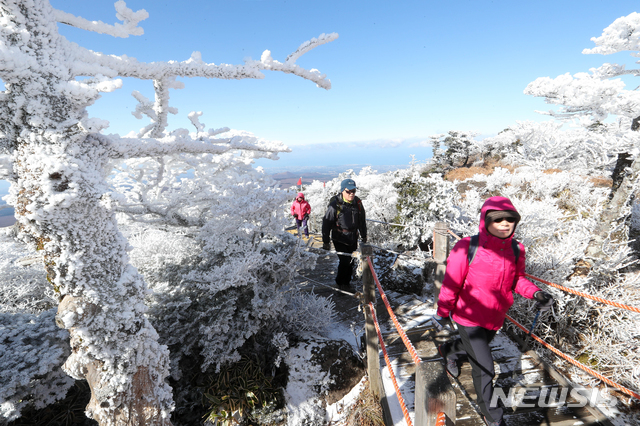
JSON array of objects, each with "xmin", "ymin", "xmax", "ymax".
[
  {"xmin": 266, "ymin": 164, "xmax": 406, "ymax": 189},
  {"xmin": 270, "ymin": 171, "xmax": 338, "ymax": 189}
]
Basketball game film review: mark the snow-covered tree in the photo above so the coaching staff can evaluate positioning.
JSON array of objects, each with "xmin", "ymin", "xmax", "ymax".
[
  {"xmin": 478, "ymin": 120, "xmax": 620, "ymax": 173},
  {"xmin": 524, "ymin": 12, "xmax": 640, "ymax": 261},
  {"xmin": 0, "ymin": 0, "xmax": 335, "ymax": 424},
  {"xmin": 429, "ymin": 130, "xmax": 479, "ymax": 170}
]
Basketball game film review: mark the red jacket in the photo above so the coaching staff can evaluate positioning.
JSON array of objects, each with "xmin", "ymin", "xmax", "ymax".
[
  {"xmin": 436, "ymin": 196, "xmax": 541, "ymax": 330},
  {"xmin": 291, "ymin": 193, "xmax": 311, "ymax": 218}
]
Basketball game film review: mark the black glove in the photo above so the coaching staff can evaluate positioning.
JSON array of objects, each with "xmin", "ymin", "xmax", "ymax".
[
  {"xmin": 293, "ymin": 214, "xmax": 298, "ymax": 220},
  {"xmin": 303, "ymin": 214, "xmax": 309, "ymax": 220},
  {"xmin": 534, "ymin": 291, "xmax": 553, "ymax": 312},
  {"xmin": 322, "ymin": 243, "xmax": 331, "ymax": 251},
  {"xmin": 431, "ymin": 314, "xmax": 453, "ymax": 332}
]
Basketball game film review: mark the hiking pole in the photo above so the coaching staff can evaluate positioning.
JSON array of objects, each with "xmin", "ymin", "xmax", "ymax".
[
  {"xmin": 522, "ymin": 309, "xmax": 541, "ymax": 353},
  {"xmin": 512, "ymin": 309, "xmax": 541, "ymax": 380}
]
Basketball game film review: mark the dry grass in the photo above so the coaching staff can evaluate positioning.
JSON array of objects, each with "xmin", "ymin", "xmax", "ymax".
[
  {"xmin": 342, "ymin": 378, "xmax": 385, "ymax": 426},
  {"xmin": 589, "ymin": 176, "xmax": 613, "ymax": 188},
  {"xmin": 443, "ymin": 159, "xmax": 516, "ymax": 182},
  {"xmin": 543, "ymin": 168, "xmax": 563, "ymax": 174},
  {"xmin": 444, "ymin": 166, "xmax": 492, "ymax": 182},
  {"xmin": 544, "ymin": 169, "xmax": 612, "ymax": 188}
]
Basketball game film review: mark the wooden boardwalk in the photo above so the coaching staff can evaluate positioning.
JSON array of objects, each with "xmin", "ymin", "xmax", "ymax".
[
  {"xmin": 290, "ymin": 231, "xmax": 612, "ymax": 426},
  {"xmin": 379, "ymin": 293, "xmax": 612, "ymax": 426}
]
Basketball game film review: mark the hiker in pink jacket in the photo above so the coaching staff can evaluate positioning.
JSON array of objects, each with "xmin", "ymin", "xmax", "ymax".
[
  {"xmin": 291, "ymin": 192, "xmax": 311, "ymax": 237},
  {"xmin": 432, "ymin": 196, "xmax": 553, "ymax": 426}
]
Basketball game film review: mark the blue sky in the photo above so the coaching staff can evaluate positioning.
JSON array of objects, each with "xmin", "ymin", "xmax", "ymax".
[{"xmin": 23, "ymin": 1, "xmax": 640, "ymax": 170}]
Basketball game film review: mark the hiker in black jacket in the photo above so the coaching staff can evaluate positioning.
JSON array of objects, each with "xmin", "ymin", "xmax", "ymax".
[{"xmin": 322, "ymin": 178, "xmax": 367, "ymax": 288}]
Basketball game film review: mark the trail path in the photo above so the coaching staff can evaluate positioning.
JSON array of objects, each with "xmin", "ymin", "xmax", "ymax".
[{"xmin": 287, "ymin": 228, "xmax": 610, "ymax": 426}]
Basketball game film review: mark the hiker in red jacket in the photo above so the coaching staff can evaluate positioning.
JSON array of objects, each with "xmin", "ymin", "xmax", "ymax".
[
  {"xmin": 291, "ymin": 192, "xmax": 311, "ymax": 237},
  {"xmin": 433, "ymin": 196, "xmax": 553, "ymax": 426}
]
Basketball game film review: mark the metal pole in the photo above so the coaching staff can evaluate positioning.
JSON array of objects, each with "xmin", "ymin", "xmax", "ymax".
[{"xmin": 433, "ymin": 222, "xmax": 450, "ymax": 309}]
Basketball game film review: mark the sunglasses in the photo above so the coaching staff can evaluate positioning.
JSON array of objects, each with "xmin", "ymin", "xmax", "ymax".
[
  {"xmin": 493, "ymin": 217, "xmax": 516, "ymax": 223},
  {"xmin": 344, "ymin": 189, "xmax": 356, "ymax": 194}
]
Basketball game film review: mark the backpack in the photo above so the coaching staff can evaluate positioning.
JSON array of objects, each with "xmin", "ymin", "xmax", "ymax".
[
  {"xmin": 467, "ymin": 234, "xmax": 520, "ymax": 265},
  {"xmin": 467, "ymin": 234, "xmax": 521, "ymax": 290},
  {"xmin": 331, "ymin": 194, "xmax": 363, "ymax": 218}
]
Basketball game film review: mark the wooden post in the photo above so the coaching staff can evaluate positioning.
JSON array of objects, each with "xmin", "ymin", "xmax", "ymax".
[
  {"xmin": 361, "ymin": 245, "xmax": 393, "ymax": 426},
  {"xmin": 433, "ymin": 222, "xmax": 450, "ymax": 309},
  {"xmin": 361, "ymin": 244, "xmax": 382, "ymax": 399},
  {"xmin": 415, "ymin": 361, "xmax": 456, "ymax": 426}
]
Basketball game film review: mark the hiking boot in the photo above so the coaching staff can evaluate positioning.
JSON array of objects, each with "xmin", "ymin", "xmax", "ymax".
[
  {"xmin": 483, "ymin": 415, "xmax": 506, "ymax": 426},
  {"xmin": 336, "ymin": 279, "xmax": 351, "ymax": 289},
  {"xmin": 437, "ymin": 344, "xmax": 459, "ymax": 378}
]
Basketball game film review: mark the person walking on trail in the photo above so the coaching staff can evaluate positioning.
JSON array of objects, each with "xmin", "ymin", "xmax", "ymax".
[
  {"xmin": 322, "ymin": 178, "xmax": 367, "ymax": 288},
  {"xmin": 291, "ymin": 192, "xmax": 311, "ymax": 238},
  {"xmin": 432, "ymin": 196, "xmax": 553, "ymax": 426}
]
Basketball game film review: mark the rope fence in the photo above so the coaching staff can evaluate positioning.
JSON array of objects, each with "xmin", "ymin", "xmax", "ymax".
[
  {"xmin": 506, "ymin": 314, "xmax": 640, "ymax": 401},
  {"xmin": 367, "ymin": 256, "xmax": 422, "ymax": 365},
  {"xmin": 370, "ymin": 302, "xmax": 414, "ymax": 426},
  {"xmin": 525, "ymin": 273, "xmax": 640, "ymax": 314},
  {"xmin": 435, "ymin": 412, "xmax": 448, "ymax": 426},
  {"xmin": 366, "ymin": 218, "xmax": 411, "ymax": 227}
]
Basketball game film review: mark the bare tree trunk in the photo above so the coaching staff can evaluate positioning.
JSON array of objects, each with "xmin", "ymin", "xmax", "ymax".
[{"xmin": 583, "ymin": 127, "xmax": 640, "ymax": 265}]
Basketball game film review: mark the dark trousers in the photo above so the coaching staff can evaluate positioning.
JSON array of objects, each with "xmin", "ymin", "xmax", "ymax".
[
  {"xmin": 442, "ymin": 324, "xmax": 502, "ymax": 423},
  {"xmin": 333, "ymin": 241, "xmax": 356, "ymax": 287},
  {"xmin": 295, "ymin": 217, "xmax": 308, "ymax": 237}
]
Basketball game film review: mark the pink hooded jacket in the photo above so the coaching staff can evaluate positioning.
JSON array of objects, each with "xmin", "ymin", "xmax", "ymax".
[
  {"xmin": 291, "ymin": 193, "xmax": 311, "ymax": 218},
  {"xmin": 436, "ymin": 196, "xmax": 541, "ymax": 330}
]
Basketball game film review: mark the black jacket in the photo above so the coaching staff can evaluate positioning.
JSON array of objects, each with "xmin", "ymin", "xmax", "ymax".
[{"xmin": 322, "ymin": 194, "xmax": 367, "ymax": 248}]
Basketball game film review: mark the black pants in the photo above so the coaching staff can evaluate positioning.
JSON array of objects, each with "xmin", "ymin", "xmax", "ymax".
[
  {"xmin": 442, "ymin": 324, "xmax": 502, "ymax": 423},
  {"xmin": 333, "ymin": 241, "xmax": 356, "ymax": 287}
]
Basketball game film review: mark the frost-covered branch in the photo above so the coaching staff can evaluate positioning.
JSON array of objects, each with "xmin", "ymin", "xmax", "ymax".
[
  {"xmin": 53, "ymin": 0, "xmax": 148, "ymax": 38},
  {"xmin": 69, "ymin": 33, "xmax": 337, "ymax": 89},
  {"xmin": 526, "ymin": 11, "xmax": 640, "ymax": 129},
  {"xmin": 107, "ymin": 131, "xmax": 291, "ymax": 160},
  {"xmin": 583, "ymin": 12, "xmax": 640, "ymax": 57},
  {"xmin": 525, "ymin": 71, "xmax": 640, "ymax": 122}
]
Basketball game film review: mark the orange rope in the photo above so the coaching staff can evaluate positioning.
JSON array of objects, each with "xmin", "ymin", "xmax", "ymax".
[
  {"xmin": 367, "ymin": 256, "xmax": 422, "ymax": 365},
  {"xmin": 435, "ymin": 412, "xmax": 447, "ymax": 426},
  {"xmin": 370, "ymin": 303, "xmax": 414, "ymax": 426},
  {"xmin": 447, "ymin": 229, "xmax": 461, "ymax": 240},
  {"xmin": 506, "ymin": 315, "xmax": 640, "ymax": 401},
  {"xmin": 525, "ymin": 273, "xmax": 640, "ymax": 313}
]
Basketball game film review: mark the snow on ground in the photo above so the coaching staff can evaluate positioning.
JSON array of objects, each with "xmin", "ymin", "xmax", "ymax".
[
  {"xmin": 325, "ymin": 375, "xmax": 367, "ymax": 425},
  {"xmin": 283, "ymin": 340, "xmax": 333, "ymax": 425},
  {"xmin": 377, "ymin": 293, "xmax": 437, "ymax": 426}
]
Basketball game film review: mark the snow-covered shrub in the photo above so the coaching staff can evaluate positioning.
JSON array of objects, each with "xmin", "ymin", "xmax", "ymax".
[
  {"xmin": 479, "ymin": 121, "xmax": 622, "ymax": 173},
  {"xmin": 115, "ymin": 153, "xmax": 335, "ymax": 376},
  {"xmin": 392, "ymin": 170, "xmax": 460, "ymax": 249},
  {"xmin": 0, "ymin": 232, "xmax": 74, "ymax": 422},
  {"xmin": 0, "ymin": 310, "xmax": 73, "ymax": 423},
  {"xmin": 429, "ymin": 130, "xmax": 480, "ymax": 170}
]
